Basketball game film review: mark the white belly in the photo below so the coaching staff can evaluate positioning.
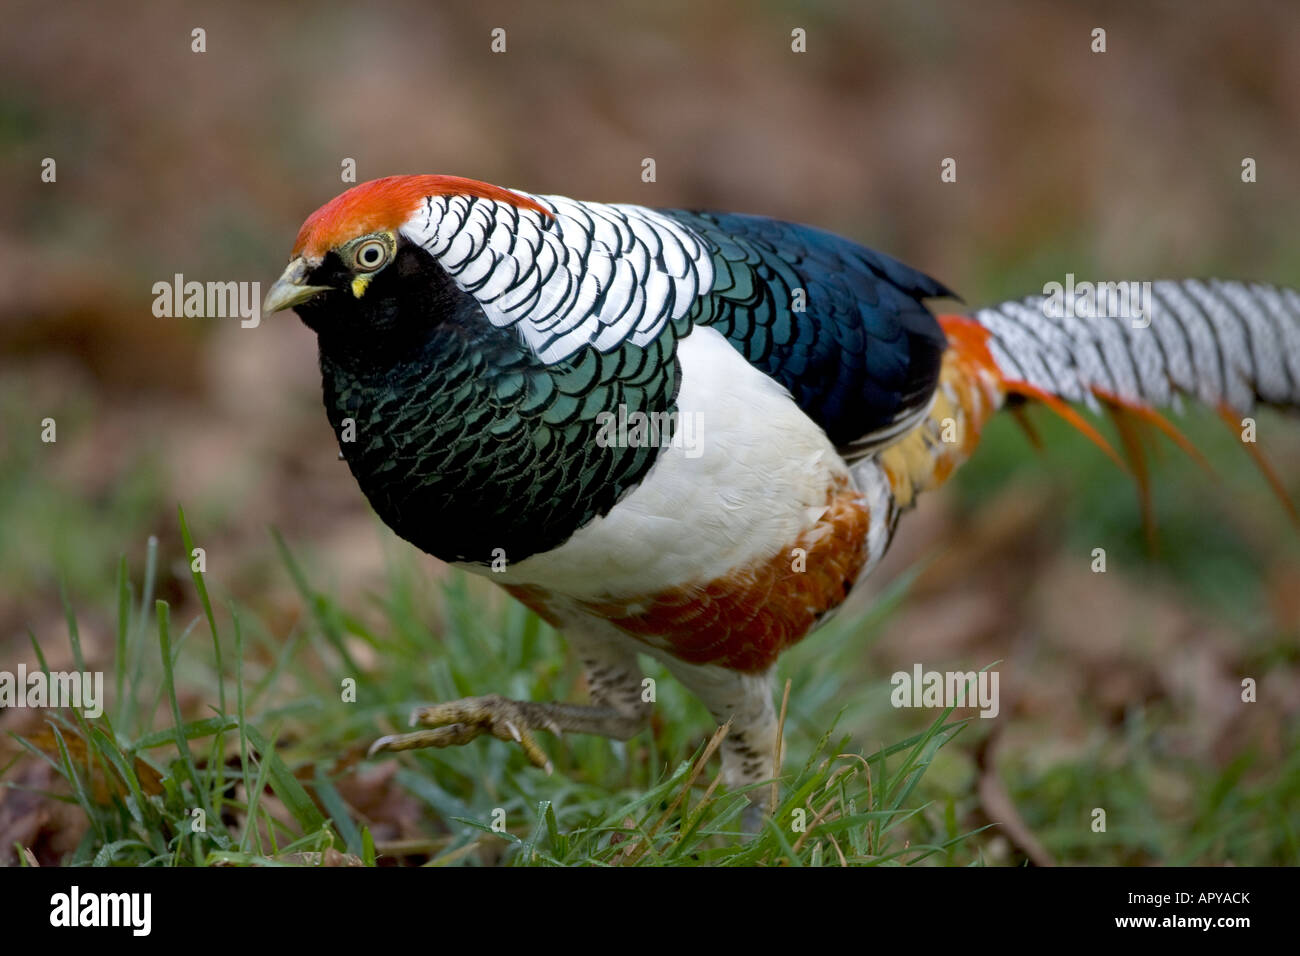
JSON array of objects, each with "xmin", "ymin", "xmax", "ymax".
[{"xmin": 481, "ymin": 325, "xmax": 852, "ymax": 599}]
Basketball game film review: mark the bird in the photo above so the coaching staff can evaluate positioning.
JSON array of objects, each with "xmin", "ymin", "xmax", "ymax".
[{"xmin": 263, "ymin": 173, "xmax": 1300, "ymax": 801}]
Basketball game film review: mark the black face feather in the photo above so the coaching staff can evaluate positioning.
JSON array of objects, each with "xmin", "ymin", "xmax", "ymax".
[
  {"xmin": 295, "ymin": 238, "xmax": 678, "ymax": 565},
  {"xmin": 296, "ymin": 241, "xmax": 463, "ymax": 358}
]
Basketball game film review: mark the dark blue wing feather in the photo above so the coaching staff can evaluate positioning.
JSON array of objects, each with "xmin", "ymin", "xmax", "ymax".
[{"xmin": 661, "ymin": 209, "xmax": 951, "ymax": 451}]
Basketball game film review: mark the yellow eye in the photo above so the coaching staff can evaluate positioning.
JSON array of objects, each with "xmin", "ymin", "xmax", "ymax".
[{"xmin": 353, "ymin": 238, "xmax": 390, "ymax": 272}]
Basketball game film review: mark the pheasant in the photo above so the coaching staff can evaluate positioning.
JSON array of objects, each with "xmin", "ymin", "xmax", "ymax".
[{"xmin": 264, "ymin": 174, "xmax": 1300, "ymax": 798}]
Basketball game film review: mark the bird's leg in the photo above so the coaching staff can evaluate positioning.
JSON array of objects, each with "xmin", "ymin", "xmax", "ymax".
[
  {"xmin": 659, "ymin": 659, "xmax": 779, "ymax": 831},
  {"xmin": 367, "ymin": 635, "xmax": 652, "ymax": 771}
]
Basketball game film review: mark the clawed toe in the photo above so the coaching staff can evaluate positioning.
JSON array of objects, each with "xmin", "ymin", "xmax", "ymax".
[{"xmin": 369, "ymin": 694, "xmax": 553, "ymax": 773}]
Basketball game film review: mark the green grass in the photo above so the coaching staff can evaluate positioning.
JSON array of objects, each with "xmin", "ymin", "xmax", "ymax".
[
  {"xmin": 5, "ymin": 396, "xmax": 1298, "ymax": 865},
  {"xmin": 4, "ymin": 507, "xmax": 988, "ymax": 867}
]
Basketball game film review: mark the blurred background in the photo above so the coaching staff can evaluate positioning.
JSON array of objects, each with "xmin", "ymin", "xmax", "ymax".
[{"xmin": 2, "ymin": 0, "xmax": 1298, "ymax": 864}]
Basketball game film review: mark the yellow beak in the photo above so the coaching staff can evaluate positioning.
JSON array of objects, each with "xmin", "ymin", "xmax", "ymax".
[{"xmin": 262, "ymin": 258, "xmax": 333, "ymax": 314}]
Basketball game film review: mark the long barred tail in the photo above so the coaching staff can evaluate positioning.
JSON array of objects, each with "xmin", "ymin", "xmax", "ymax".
[
  {"xmin": 971, "ymin": 280, "xmax": 1300, "ymax": 417},
  {"xmin": 879, "ymin": 279, "xmax": 1300, "ymax": 520}
]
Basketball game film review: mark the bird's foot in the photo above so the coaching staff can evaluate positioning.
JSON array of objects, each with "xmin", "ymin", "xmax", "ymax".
[{"xmin": 368, "ymin": 693, "xmax": 557, "ymax": 773}]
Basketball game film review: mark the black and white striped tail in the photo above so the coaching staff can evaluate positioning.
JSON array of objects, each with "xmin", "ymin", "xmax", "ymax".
[{"xmin": 973, "ymin": 280, "xmax": 1300, "ymax": 417}]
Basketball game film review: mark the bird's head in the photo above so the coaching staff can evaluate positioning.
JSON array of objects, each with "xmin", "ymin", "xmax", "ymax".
[
  {"xmin": 263, "ymin": 174, "xmax": 552, "ymax": 344},
  {"xmin": 262, "ymin": 176, "xmax": 649, "ymax": 564}
]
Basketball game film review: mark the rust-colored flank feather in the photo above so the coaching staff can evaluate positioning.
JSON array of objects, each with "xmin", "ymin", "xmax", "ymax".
[{"xmin": 291, "ymin": 174, "xmax": 553, "ymax": 260}]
